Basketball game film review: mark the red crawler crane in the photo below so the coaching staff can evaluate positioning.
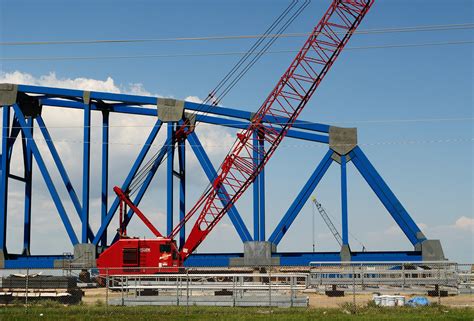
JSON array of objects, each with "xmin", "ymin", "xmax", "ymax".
[{"xmin": 97, "ymin": 0, "xmax": 374, "ymax": 275}]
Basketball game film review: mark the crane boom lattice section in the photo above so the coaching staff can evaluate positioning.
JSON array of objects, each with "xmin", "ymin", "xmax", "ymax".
[
  {"xmin": 174, "ymin": 0, "xmax": 374, "ymax": 260},
  {"xmin": 312, "ymin": 197, "xmax": 343, "ymax": 247}
]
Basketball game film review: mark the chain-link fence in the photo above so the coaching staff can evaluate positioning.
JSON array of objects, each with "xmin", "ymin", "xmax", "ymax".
[
  {"xmin": 0, "ymin": 262, "xmax": 472, "ymax": 310},
  {"xmin": 308, "ymin": 262, "xmax": 473, "ymax": 307}
]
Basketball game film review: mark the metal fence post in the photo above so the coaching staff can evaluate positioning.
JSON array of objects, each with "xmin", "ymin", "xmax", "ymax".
[
  {"xmin": 268, "ymin": 266, "xmax": 272, "ymax": 310},
  {"xmin": 402, "ymin": 264, "xmax": 405, "ymax": 290},
  {"xmin": 352, "ymin": 265, "xmax": 356, "ymax": 312},
  {"xmin": 186, "ymin": 269, "xmax": 189, "ymax": 312},
  {"xmin": 25, "ymin": 268, "xmax": 29, "ymax": 311},
  {"xmin": 454, "ymin": 263, "xmax": 459, "ymax": 294},
  {"xmin": 444, "ymin": 263, "xmax": 448, "ymax": 295},
  {"xmin": 121, "ymin": 275, "xmax": 124, "ymax": 306},
  {"xmin": 176, "ymin": 275, "xmax": 179, "ymax": 306},
  {"xmin": 290, "ymin": 276, "xmax": 294, "ymax": 308},
  {"xmin": 105, "ymin": 269, "xmax": 109, "ymax": 311},
  {"xmin": 232, "ymin": 275, "xmax": 236, "ymax": 307},
  {"xmin": 240, "ymin": 275, "xmax": 243, "ymax": 299},
  {"xmin": 437, "ymin": 263, "xmax": 441, "ymax": 305}
]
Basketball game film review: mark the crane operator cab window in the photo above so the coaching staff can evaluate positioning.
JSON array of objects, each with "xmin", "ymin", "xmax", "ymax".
[
  {"xmin": 160, "ymin": 244, "xmax": 171, "ymax": 253},
  {"xmin": 160, "ymin": 243, "xmax": 178, "ymax": 260}
]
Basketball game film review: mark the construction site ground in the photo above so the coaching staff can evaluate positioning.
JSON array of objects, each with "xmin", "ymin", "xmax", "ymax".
[{"xmin": 80, "ymin": 288, "xmax": 473, "ymax": 308}]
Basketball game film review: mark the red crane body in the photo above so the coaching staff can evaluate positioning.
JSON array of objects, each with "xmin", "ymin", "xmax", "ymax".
[{"xmin": 97, "ymin": 0, "xmax": 374, "ymax": 274}]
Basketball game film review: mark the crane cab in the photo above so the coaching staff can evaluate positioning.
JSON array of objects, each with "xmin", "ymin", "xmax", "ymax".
[{"xmin": 97, "ymin": 238, "xmax": 181, "ymax": 275}]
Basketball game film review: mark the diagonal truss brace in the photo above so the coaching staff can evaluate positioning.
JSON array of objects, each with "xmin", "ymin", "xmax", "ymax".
[
  {"xmin": 349, "ymin": 146, "xmax": 426, "ymax": 246},
  {"xmin": 93, "ymin": 120, "xmax": 163, "ymax": 245},
  {"xmin": 13, "ymin": 104, "xmax": 79, "ymax": 245},
  {"xmin": 35, "ymin": 116, "xmax": 95, "ymax": 241},
  {"xmin": 186, "ymin": 131, "xmax": 253, "ymax": 243},
  {"xmin": 269, "ymin": 149, "xmax": 334, "ymax": 245}
]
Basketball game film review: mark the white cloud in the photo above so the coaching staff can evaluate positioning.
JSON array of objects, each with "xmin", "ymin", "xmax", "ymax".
[
  {"xmin": 384, "ymin": 224, "xmax": 403, "ymax": 236},
  {"xmin": 417, "ymin": 222, "xmax": 428, "ymax": 231},
  {"xmin": 1, "ymin": 71, "xmax": 121, "ymax": 93},
  {"xmin": 185, "ymin": 96, "xmax": 203, "ymax": 103},
  {"xmin": 0, "ymin": 71, "xmax": 151, "ymax": 96},
  {"xmin": 453, "ymin": 216, "xmax": 474, "ymax": 232},
  {"xmin": 2, "ymin": 71, "xmax": 238, "ymax": 254},
  {"xmin": 381, "ymin": 216, "xmax": 473, "ymax": 240},
  {"xmin": 127, "ymin": 83, "xmax": 152, "ymax": 96}
]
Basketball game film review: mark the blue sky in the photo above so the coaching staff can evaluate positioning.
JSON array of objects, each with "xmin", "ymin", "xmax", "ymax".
[{"xmin": 0, "ymin": 0, "xmax": 473, "ymax": 262}]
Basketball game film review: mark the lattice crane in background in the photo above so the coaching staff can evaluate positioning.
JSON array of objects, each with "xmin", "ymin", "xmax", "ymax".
[
  {"xmin": 311, "ymin": 196, "xmax": 343, "ymax": 248},
  {"xmin": 310, "ymin": 196, "xmax": 366, "ymax": 251},
  {"xmin": 97, "ymin": 0, "xmax": 375, "ymax": 274}
]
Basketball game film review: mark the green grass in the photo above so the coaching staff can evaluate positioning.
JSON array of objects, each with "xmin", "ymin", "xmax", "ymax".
[{"xmin": 1, "ymin": 304, "xmax": 473, "ymax": 321}]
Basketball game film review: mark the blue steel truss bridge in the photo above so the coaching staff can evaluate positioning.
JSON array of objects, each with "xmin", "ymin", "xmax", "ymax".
[{"xmin": 0, "ymin": 83, "xmax": 444, "ymax": 268}]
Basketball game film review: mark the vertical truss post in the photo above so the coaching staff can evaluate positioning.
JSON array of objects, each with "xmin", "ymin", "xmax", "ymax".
[
  {"xmin": 340, "ymin": 155, "xmax": 348, "ymax": 245},
  {"xmin": 93, "ymin": 120, "xmax": 162, "ymax": 245},
  {"xmin": 101, "ymin": 110, "xmax": 109, "ymax": 246},
  {"xmin": 82, "ymin": 99, "xmax": 91, "ymax": 243},
  {"xmin": 178, "ymin": 138, "xmax": 186, "ymax": 248},
  {"xmin": 35, "ymin": 116, "xmax": 94, "ymax": 240},
  {"xmin": 252, "ymin": 132, "xmax": 260, "ymax": 241},
  {"xmin": 0, "ymin": 105, "xmax": 10, "ymax": 254},
  {"xmin": 22, "ymin": 117, "xmax": 33, "ymax": 254},
  {"xmin": 13, "ymin": 104, "xmax": 79, "ymax": 245},
  {"xmin": 258, "ymin": 133, "xmax": 266, "ymax": 241},
  {"xmin": 167, "ymin": 122, "xmax": 175, "ymax": 236}
]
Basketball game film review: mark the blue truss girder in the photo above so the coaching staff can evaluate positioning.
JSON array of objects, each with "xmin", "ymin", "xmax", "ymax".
[
  {"xmin": 258, "ymin": 136, "xmax": 266, "ymax": 242},
  {"xmin": 35, "ymin": 116, "xmax": 95, "ymax": 241},
  {"xmin": 21, "ymin": 117, "xmax": 33, "ymax": 254},
  {"xmin": 18, "ymin": 84, "xmax": 329, "ymax": 133},
  {"xmin": 167, "ymin": 123, "xmax": 175, "ymax": 236},
  {"xmin": 7, "ymin": 117, "xmax": 21, "ymax": 161},
  {"xmin": 2, "ymin": 250, "xmax": 423, "ymax": 268},
  {"xmin": 13, "ymin": 104, "xmax": 79, "ymax": 245},
  {"xmin": 178, "ymin": 138, "xmax": 186, "ymax": 248},
  {"xmin": 187, "ymin": 131, "xmax": 252, "ymax": 242},
  {"xmin": 269, "ymin": 150, "xmax": 334, "ymax": 245},
  {"xmin": 0, "ymin": 105, "xmax": 11, "ymax": 251},
  {"xmin": 82, "ymin": 102, "xmax": 91, "ymax": 243},
  {"xmin": 0, "ymin": 84, "xmax": 434, "ymax": 267},
  {"xmin": 39, "ymin": 98, "xmax": 329, "ymax": 144},
  {"xmin": 92, "ymin": 120, "xmax": 163, "ymax": 245},
  {"xmin": 252, "ymin": 131, "xmax": 266, "ymax": 241},
  {"xmin": 253, "ymin": 131, "xmax": 260, "ymax": 241},
  {"xmin": 349, "ymin": 146, "xmax": 426, "ymax": 246},
  {"xmin": 111, "ymin": 135, "xmax": 173, "ymax": 244},
  {"xmin": 101, "ymin": 111, "xmax": 110, "ymax": 246},
  {"xmin": 341, "ymin": 155, "xmax": 349, "ymax": 245}
]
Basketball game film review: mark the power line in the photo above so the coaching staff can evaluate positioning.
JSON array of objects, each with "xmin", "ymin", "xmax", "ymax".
[
  {"xmin": 128, "ymin": 0, "xmax": 311, "ymax": 194},
  {"xmin": 1, "ymin": 23, "xmax": 473, "ymax": 46},
  {"xmin": 2, "ymin": 40, "xmax": 472, "ymax": 62}
]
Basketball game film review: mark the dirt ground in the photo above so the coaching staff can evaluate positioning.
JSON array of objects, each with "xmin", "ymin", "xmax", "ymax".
[
  {"xmin": 82, "ymin": 288, "xmax": 473, "ymax": 308},
  {"xmin": 81, "ymin": 288, "xmax": 121, "ymax": 305}
]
